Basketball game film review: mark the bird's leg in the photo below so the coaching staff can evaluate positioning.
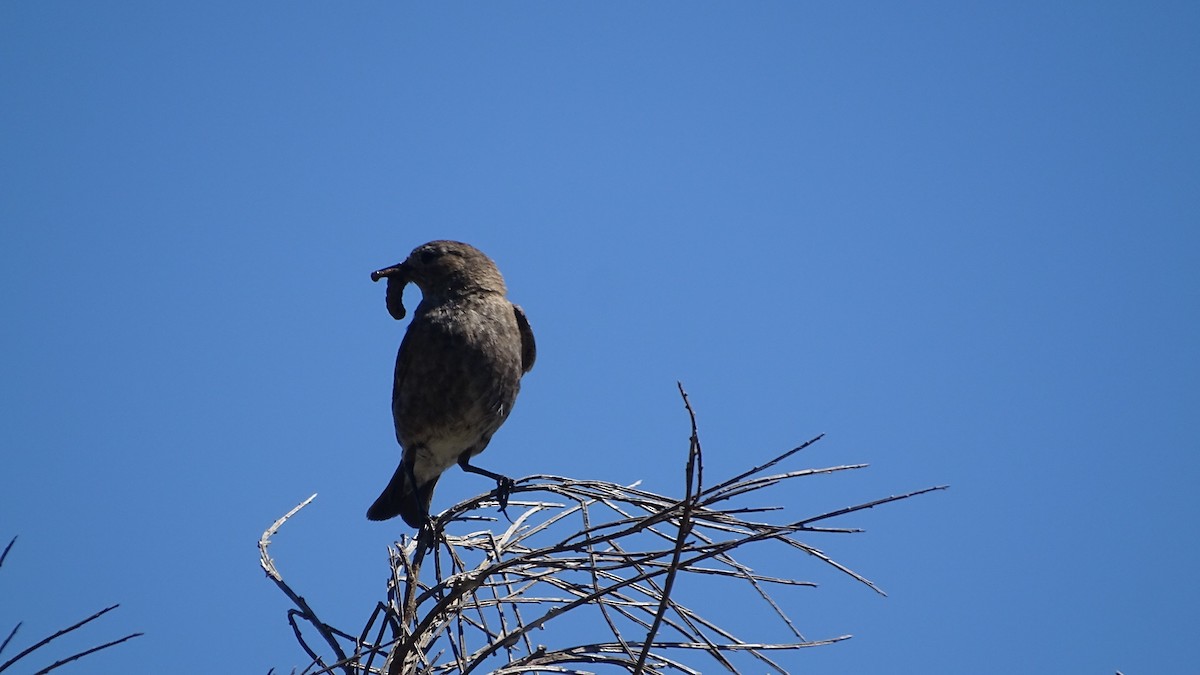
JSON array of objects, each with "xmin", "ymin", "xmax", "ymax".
[
  {"xmin": 405, "ymin": 462, "xmax": 444, "ymax": 549},
  {"xmin": 416, "ymin": 519, "xmax": 440, "ymax": 553},
  {"xmin": 457, "ymin": 453, "xmax": 515, "ymax": 519},
  {"xmin": 404, "ymin": 459, "xmax": 432, "ymax": 526}
]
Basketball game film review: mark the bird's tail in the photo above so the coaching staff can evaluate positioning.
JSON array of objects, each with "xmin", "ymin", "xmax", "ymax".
[{"xmin": 366, "ymin": 460, "xmax": 437, "ymax": 527}]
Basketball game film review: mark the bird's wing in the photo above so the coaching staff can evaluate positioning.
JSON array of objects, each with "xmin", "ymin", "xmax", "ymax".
[
  {"xmin": 391, "ymin": 312, "xmax": 447, "ymax": 445},
  {"xmin": 513, "ymin": 304, "xmax": 536, "ymax": 373},
  {"xmin": 391, "ymin": 320, "xmax": 418, "ymax": 439}
]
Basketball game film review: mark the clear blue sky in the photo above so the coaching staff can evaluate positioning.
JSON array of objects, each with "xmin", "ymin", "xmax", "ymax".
[{"xmin": 2, "ymin": 2, "xmax": 1197, "ymax": 673}]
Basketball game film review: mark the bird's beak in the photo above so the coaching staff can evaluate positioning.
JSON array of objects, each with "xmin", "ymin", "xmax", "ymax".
[{"xmin": 371, "ymin": 263, "xmax": 409, "ymax": 320}]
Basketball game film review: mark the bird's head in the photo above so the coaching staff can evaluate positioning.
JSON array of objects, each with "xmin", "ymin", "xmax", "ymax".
[{"xmin": 371, "ymin": 240, "xmax": 507, "ymax": 320}]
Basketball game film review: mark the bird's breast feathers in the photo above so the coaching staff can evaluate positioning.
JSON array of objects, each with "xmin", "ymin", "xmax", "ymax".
[{"xmin": 391, "ymin": 295, "xmax": 526, "ymax": 451}]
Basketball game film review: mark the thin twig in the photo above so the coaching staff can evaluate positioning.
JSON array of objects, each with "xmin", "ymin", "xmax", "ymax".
[
  {"xmin": 0, "ymin": 605, "xmax": 128, "ymax": 674},
  {"xmin": 30, "ymin": 632, "xmax": 143, "ymax": 675},
  {"xmin": 0, "ymin": 537, "xmax": 15, "ymax": 569},
  {"xmin": 0, "ymin": 624, "xmax": 19, "ymax": 659},
  {"xmin": 632, "ymin": 384, "xmax": 703, "ymax": 674}
]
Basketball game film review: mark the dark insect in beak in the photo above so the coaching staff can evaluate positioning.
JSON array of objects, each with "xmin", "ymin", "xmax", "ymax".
[{"xmin": 371, "ymin": 264, "xmax": 409, "ymax": 320}]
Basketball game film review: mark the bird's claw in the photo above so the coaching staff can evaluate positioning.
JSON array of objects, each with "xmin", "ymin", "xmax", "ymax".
[{"xmin": 494, "ymin": 477, "xmax": 516, "ymax": 523}]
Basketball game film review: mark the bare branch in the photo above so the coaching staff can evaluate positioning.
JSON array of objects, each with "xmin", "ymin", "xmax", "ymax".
[
  {"xmin": 30, "ymin": 632, "xmax": 144, "ymax": 675},
  {"xmin": 0, "ymin": 605, "xmax": 140, "ymax": 674},
  {"xmin": 632, "ymin": 384, "xmax": 705, "ymax": 674},
  {"xmin": 0, "ymin": 537, "xmax": 15, "ymax": 570},
  {"xmin": 266, "ymin": 392, "xmax": 945, "ymax": 674},
  {"xmin": 0, "ymin": 623, "xmax": 19, "ymax": 659},
  {"xmin": 0, "ymin": 537, "xmax": 141, "ymax": 672},
  {"xmin": 258, "ymin": 494, "xmax": 353, "ymax": 673}
]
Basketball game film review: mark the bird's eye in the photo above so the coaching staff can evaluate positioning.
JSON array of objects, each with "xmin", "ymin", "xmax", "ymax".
[{"xmin": 418, "ymin": 249, "xmax": 439, "ymax": 264}]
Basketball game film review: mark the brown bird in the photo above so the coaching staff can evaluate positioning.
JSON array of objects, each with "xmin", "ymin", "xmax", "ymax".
[{"xmin": 366, "ymin": 240, "xmax": 536, "ymax": 527}]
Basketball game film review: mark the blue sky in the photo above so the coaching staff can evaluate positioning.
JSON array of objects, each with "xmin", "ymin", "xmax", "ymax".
[{"xmin": 2, "ymin": 2, "xmax": 1197, "ymax": 673}]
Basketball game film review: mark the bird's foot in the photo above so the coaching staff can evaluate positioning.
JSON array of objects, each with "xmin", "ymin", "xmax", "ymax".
[
  {"xmin": 494, "ymin": 476, "xmax": 516, "ymax": 523},
  {"xmin": 456, "ymin": 453, "xmax": 517, "ymax": 522}
]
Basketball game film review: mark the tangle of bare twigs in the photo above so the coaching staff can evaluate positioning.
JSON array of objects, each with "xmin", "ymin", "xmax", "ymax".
[{"xmin": 263, "ymin": 385, "xmax": 946, "ymax": 674}]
